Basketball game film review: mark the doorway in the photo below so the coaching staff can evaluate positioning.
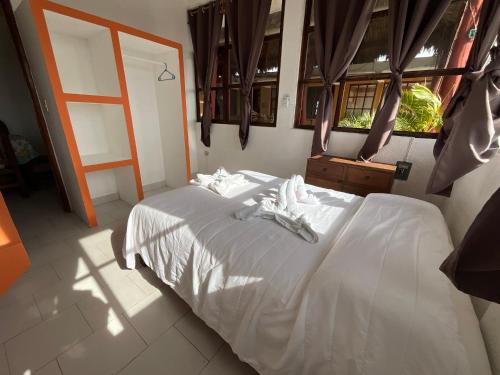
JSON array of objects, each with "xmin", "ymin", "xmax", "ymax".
[{"xmin": 0, "ymin": 0, "xmax": 70, "ymax": 231}]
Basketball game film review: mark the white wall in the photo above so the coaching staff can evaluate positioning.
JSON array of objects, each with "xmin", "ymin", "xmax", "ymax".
[
  {"xmin": 155, "ymin": 50, "xmax": 188, "ymax": 188},
  {"xmin": 443, "ymin": 154, "xmax": 500, "ymax": 245},
  {"xmin": 124, "ymin": 58, "xmax": 166, "ymax": 187},
  {"xmin": 0, "ymin": 6, "xmax": 44, "ymax": 153}
]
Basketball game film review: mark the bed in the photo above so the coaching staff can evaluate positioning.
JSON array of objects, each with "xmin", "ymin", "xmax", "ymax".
[{"xmin": 123, "ymin": 170, "xmax": 491, "ymax": 375}]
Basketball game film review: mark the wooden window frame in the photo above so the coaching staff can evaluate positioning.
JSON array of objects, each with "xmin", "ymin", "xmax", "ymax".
[
  {"xmin": 294, "ymin": 0, "xmax": 468, "ymax": 139},
  {"xmin": 194, "ymin": 1, "xmax": 286, "ymax": 128}
]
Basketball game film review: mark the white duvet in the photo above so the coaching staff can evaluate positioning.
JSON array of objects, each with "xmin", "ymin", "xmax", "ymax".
[{"xmin": 123, "ymin": 171, "xmax": 490, "ymax": 375}]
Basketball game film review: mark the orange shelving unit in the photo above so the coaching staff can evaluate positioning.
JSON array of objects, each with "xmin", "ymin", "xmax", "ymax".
[{"xmin": 16, "ymin": 0, "xmax": 192, "ymax": 227}]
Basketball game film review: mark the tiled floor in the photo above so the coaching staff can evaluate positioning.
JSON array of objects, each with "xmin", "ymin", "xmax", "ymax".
[{"xmin": 1, "ymin": 187, "xmax": 258, "ymax": 375}]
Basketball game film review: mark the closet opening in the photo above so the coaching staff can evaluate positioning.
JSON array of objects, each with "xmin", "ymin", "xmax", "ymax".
[{"xmin": 119, "ymin": 31, "xmax": 188, "ymax": 193}]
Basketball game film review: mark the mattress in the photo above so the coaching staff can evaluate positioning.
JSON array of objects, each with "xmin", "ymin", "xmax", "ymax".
[{"xmin": 123, "ymin": 170, "xmax": 490, "ymax": 375}]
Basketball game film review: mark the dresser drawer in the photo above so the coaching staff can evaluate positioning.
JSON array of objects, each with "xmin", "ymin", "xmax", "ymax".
[
  {"xmin": 346, "ymin": 168, "xmax": 392, "ymax": 190},
  {"xmin": 306, "ymin": 161, "xmax": 344, "ymax": 180},
  {"xmin": 305, "ymin": 176, "xmax": 343, "ymax": 191}
]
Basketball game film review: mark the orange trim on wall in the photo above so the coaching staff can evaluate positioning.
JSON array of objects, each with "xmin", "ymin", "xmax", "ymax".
[
  {"xmin": 0, "ymin": 192, "xmax": 30, "ymax": 295},
  {"xmin": 82, "ymin": 159, "xmax": 133, "ymax": 173},
  {"xmin": 177, "ymin": 46, "xmax": 192, "ymax": 182},
  {"xmin": 63, "ymin": 93, "xmax": 123, "ymax": 105},
  {"xmin": 30, "ymin": 0, "xmax": 192, "ymax": 225}
]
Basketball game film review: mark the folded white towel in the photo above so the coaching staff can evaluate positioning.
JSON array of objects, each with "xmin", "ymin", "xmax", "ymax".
[
  {"xmin": 191, "ymin": 167, "xmax": 248, "ymax": 196},
  {"xmin": 234, "ymin": 175, "xmax": 319, "ymax": 243}
]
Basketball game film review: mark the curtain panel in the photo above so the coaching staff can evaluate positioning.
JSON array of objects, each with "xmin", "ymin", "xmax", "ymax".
[
  {"xmin": 310, "ymin": 0, "xmax": 375, "ymax": 156},
  {"xmin": 226, "ymin": 0, "xmax": 271, "ymax": 150},
  {"xmin": 427, "ymin": 0, "xmax": 500, "ymax": 194},
  {"xmin": 188, "ymin": 2, "xmax": 223, "ymax": 147},
  {"xmin": 440, "ymin": 188, "xmax": 500, "ymax": 303},
  {"xmin": 358, "ymin": 0, "xmax": 451, "ymax": 161}
]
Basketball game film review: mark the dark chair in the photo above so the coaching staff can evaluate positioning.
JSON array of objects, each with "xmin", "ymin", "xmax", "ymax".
[{"xmin": 0, "ymin": 120, "xmax": 28, "ymax": 195}]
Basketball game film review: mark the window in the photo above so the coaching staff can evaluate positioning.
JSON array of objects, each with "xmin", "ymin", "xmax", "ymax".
[
  {"xmin": 195, "ymin": 0, "xmax": 285, "ymax": 127},
  {"xmin": 295, "ymin": 0, "xmax": 479, "ymax": 137}
]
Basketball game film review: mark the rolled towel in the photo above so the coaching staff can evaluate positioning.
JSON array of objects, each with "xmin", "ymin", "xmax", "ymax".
[
  {"xmin": 293, "ymin": 175, "xmax": 319, "ymax": 205},
  {"xmin": 191, "ymin": 167, "xmax": 248, "ymax": 196},
  {"xmin": 234, "ymin": 175, "xmax": 319, "ymax": 243}
]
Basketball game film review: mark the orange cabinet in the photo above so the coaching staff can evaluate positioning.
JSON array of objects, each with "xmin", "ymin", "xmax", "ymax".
[{"xmin": 0, "ymin": 192, "xmax": 30, "ymax": 294}]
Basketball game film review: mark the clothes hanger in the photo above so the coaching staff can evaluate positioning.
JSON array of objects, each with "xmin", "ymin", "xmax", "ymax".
[{"xmin": 158, "ymin": 63, "xmax": 175, "ymax": 81}]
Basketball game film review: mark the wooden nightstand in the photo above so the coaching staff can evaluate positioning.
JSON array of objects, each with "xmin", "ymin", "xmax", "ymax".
[{"xmin": 305, "ymin": 155, "xmax": 397, "ymax": 196}]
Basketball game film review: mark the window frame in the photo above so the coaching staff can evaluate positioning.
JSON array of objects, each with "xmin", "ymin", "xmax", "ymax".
[
  {"xmin": 294, "ymin": 0, "xmax": 468, "ymax": 139},
  {"xmin": 194, "ymin": 1, "xmax": 286, "ymax": 128}
]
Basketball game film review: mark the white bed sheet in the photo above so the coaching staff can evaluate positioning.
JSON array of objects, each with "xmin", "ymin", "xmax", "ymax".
[
  {"xmin": 123, "ymin": 171, "xmax": 362, "ymax": 367},
  {"xmin": 123, "ymin": 171, "xmax": 490, "ymax": 375}
]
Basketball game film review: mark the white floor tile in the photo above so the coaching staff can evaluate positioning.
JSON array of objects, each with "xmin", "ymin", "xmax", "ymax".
[
  {"xmin": 5, "ymin": 306, "xmax": 91, "ymax": 375},
  {"xmin": 34, "ymin": 361, "xmax": 62, "ymax": 375},
  {"xmin": 126, "ymin": 290, "xmax": 189, "ymax": 344},
  {"xmin": 176, "ymin": 312, "xmax": 224, "ymax": 360},
  {"xmin": 127, "ymin": 270, "xmax": 164, "ymax": 296},
  {"xmin": 27, "ymin": 241, "xmax": 77, "ymax": 269},
  {"xmin": 118, "ymin": 327, "xmax": 207, "ymax": 375},
  {"xmin": 51, "ymin": 252, "xmax": 108, "ymax": 281},
  {"xmin": 0, "ymin": 346, "xmax": 9, "ymax": 375},
  {"xmin": 0, "ymin": 265, "xmax": 59, "ymax": 309},
  {"xmin": 57, "ymin": 317, "xmax": 146, "ymax": 375},
  {"xmin": 0, "ymin": 299, "xmax": 42, "ymax": 343},
  {"xmin": 34, "ymin": 275, "xmax": 107, "ymax": 319},
  {"xmin": 200, "ymin": 345, "xmax": 258, "ymax": 375},
  {"xmin": 76, "ymin": 276, "xmax": 148, "ymax": 331}
]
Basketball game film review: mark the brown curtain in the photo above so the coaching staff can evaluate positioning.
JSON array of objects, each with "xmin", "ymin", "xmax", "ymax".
[
  {"xmin": 440, "ymin": 188, "xmax": 500, "ymax": 303},
  {"xmin": 310, "ymin": 0, "xmax": 375, "ymax": 156},
  {"xmin": 426, "ymin": 0, "xmax": 500, "ymax": 194},
  {"xmin": 226, "ymin": 0, "xmax": 271, "ymax": 150},
  {"xmin": 188, "ymin": 2, "xmax": 223, "ymax": 147},
  {"xmin": 358, "ymin": 0, "xmax": 451, "ymax": 161}
]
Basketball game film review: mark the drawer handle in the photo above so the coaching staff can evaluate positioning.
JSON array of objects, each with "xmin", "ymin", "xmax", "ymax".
[
  {"xmin": 364, "ymin": 175, "xmax": 370, "ymax": 180},
  {"xmin": 322, "ymin": 167, "xmax": 327, "ymax": 172}
]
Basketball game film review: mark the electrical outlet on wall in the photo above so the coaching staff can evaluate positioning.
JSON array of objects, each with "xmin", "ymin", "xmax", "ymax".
[{"xmin": 395, "ymin": 161, "xmax": 412, "ymax": 181}]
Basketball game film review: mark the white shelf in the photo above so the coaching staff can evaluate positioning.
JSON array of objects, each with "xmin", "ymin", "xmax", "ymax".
[
  {"xmin": 66, "ymin": 102, "xmax": 131, "ymax": 166},
  {"xmin": 80, "ymin": 153, "xmax": 131, "ymax": 167}
]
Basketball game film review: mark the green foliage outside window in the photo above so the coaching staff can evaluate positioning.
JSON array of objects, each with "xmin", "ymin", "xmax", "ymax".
[{"xmin": 338, "ymin": 84, "xmax": 443, "ymax": 133}]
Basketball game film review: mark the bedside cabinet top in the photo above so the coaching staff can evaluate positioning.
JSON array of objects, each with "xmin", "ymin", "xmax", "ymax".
[{"xmin": 309, "ymin": 155, "xmax": 397, "ymax": 173}]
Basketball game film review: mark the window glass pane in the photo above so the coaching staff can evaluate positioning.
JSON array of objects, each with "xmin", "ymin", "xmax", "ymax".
[
  {"xmin": 344, "ymin": 83, "xmax": 377, "ymax": 117},
  {"xmin": 198, "ymin": 91, "xmax": 204, "ymax": 119},
  {"xmin": 229, "ymin": 88, "xmax": 240, "ymax": 122},
  {"xmin": 230, "ymin": 48, "xmax": 240, "ymax": 84},
  {"xmin": 310, "ymin": 0, "xmax": 388, "ymax": 26},
  {"xmin": 304, "ymin": 32, "xmax": 320, "ymax": 79},
  {"xmin": 252, "ymin": 85, "xmax": 277, "ymax": 123},
  {"xmin": 298, "ymin": 83, "xmax": 339, "ymax": 126},
  {"xmin": 202, "ymin": 89, "xmax": 224, "ymax": 121},
  {"xmin": 338, "ymin": 76, "xmax": 460, "ymax": 133},
  {"xmin": 266, "ymin": 0, "xmax": 283, "ymax": 36},
  {"xmin": 255, "ymin": 38, "xmax": 280, "ymax": 82},
  {"xmin": 214, "ymin": 48, "xmax": 225, "ymax": 87},
  {"xmin": 230, "ymin": 1, "xmax": 282, "ymax": 85},
  {"xmin": 348, "ymin": 0, "xmax": 471, "ymax": 75}
]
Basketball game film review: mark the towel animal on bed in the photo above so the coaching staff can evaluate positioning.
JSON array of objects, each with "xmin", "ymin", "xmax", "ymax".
[
  {"xmin": 190, "ymin": 167, "xmax": 248, "ymax": 196},
  {"xmin": 235, "ymin": 174, "xmax": 320, "ymax": 243}
]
